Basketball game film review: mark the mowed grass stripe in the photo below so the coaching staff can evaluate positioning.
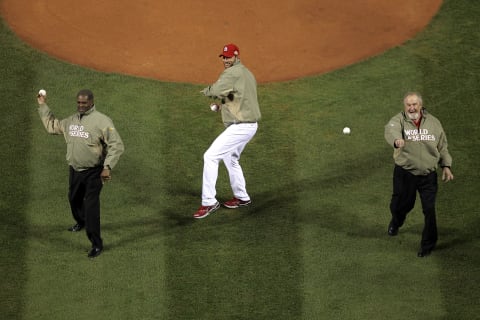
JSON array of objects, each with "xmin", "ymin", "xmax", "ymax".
[
  {"xmin": 415, "ymin": 1, "xmax": 480, "ymax": 318},
  {"xmin": 291, "ymin": 63, "xmax": 445, "ymax": 318},
  {"xmin": 18, "ymin": 74, "xmax": 172, "ymax": 318},
  {"xmin": 0, "ymin": 19, "xmax": 34, "ymax": 320},
  {"xmin": 160, "ymin": 85, "xmax": 303, "ymax": 319}
]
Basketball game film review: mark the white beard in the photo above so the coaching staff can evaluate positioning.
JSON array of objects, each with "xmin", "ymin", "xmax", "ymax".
[{"xmin": 407, "ymin": 112, "xmax": 420, "ymax": 120}]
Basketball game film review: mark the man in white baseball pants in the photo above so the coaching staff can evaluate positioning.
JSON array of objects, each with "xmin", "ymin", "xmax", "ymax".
[
  {"xmin": 194, "ymin": 43, "xmax": 261, "ymax": 219},
  {"xmin": 202, "ymin": 122, "xmax": 258, "ymax": 206}
]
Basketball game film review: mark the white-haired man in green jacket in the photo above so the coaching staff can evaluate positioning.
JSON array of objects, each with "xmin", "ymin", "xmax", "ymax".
[{"xmin": 385, "ymin": 92, "xmax": 453, "ymax": 258}]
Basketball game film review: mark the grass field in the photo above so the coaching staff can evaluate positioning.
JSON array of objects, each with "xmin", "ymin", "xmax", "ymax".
[{"xmin": 1, "ymin": 0, "xmax": 479, "ymax": 319}]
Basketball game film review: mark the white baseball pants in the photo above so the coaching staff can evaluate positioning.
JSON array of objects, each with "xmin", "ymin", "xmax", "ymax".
[{"xmin": 202, "ymin": 123, "xmax": 258, "ymax": 206}]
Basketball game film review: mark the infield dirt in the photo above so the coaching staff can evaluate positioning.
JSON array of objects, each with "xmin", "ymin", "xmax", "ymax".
[{"xmin": 0, "ymin": 0, "xmax": 442, "ymax": 83}]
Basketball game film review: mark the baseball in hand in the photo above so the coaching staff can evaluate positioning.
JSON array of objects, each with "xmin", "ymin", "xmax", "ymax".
[
  {"xmin": 210, "ymin": 103, "xmax": 220, "ymax": 112},
  {"xmin": 343, "ymin": 127, "xmax": 351, "ymax": 134},
  {"xmin": 38, "ymin": 89, "xmax": 47, "ymax": 97}
]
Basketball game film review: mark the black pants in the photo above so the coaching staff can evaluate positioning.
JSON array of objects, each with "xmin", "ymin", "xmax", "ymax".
[
  {"xmin": 69, "ymin": 166, "xmax": 104, "ymax": 249},
  {"xmin": 389, "ymin": 165, "xmax": 438, "ymax": 251}
]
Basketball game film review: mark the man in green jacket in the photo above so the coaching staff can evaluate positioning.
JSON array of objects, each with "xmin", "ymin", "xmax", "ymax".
[
  {"xmin": 37, "ymin": 89, "xmax": 124, "ymax": 258},
  {"xmin": 385, "ymin": 92, "xmax": 453, "ymax": 257},
  {"xmin": 194, "ymin": 43, "xmax": 261, "ymax": 219}
]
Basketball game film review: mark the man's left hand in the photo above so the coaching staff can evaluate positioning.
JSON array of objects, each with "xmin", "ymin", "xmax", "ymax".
[
  {"xmin": 442, "ymin": 167, "xmax": 454, "ymax": 182},
  {"xmin": 101, "ymin": 168, "xmax": 111, "ymax": 184}
]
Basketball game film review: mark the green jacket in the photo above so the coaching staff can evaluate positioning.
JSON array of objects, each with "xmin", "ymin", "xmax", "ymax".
[
  {"xmin": 202, "ymin": 60, "xmax": 261, "ymax": 126},
  {"xmin": 38, "ymin": 104, "xmax": 124, "ymax": 171},
  {"xmin": 384, "ymin": 110, "xmax": 452, "ymax": 175}
]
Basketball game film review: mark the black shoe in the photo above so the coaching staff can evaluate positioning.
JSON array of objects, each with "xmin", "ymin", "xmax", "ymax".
[
  {"xmin": 417, "ymin": 249, "xmax": 432, "ymax": 258},
  {"xmin": 68, "ymin": 223, "xmax": 84, "ymax": 232},
  {"xmin": 88, "ymin": 247, "xmax": 103, "ymax": 258},
  {"xmin": 387, "ymin": 221, "xmax": 398, "ymax": 236}
]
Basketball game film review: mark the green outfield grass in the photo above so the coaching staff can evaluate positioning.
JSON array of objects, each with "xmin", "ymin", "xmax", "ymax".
[{"xmin": 1, "ymin": 0, "xmax": 479, "ymax": 319}]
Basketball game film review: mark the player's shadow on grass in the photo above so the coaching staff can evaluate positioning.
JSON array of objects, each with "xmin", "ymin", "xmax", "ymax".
[
  {"xmin": 246, "ymin": 150, "xmax": 388, "ymax": 236},
  {"xmin": 25, "ymin": 223, "xmax": 90, "ymax": 251},
  {"xmin": 434, "ymin": 225, "xmax": 474, "ymax": 251},
  {"xmin": 97, "ymin": 149, "xmax": 469, "ymax": 254}
]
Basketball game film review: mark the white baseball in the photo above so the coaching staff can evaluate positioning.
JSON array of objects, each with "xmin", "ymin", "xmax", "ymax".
[
  {"xmin": 38, "ymin": 89, "xmax": 47, "ymax": 96},
  {"xmin": 210, "ymin": 103, "xmax": 219, "ymax": 112},
  {"xmin": 343, "ymin": 127, "xmax": 351, "ymax": 134}
]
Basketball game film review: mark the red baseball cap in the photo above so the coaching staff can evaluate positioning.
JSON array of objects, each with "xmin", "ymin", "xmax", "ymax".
[{"xmin": 219, "ymin": 44, "xmax": 240, "ymax": 58}]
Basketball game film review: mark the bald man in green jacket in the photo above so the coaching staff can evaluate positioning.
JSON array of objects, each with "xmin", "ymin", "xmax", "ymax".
[{"xmin": 37, "ymin": 89, "xmax": 124, "ymax": 258}]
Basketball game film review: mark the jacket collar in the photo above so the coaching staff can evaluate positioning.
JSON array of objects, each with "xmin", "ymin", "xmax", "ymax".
[{"xmin": 78, "ymin": 105, "xmax": 96, "ymax": 118}]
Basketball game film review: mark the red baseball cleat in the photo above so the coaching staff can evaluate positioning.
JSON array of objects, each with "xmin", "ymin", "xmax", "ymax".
[
  {"xmin": 193, "ymin": 202, "xmax": 220, "ymax": 219},
  {"xmin": 223, "ymin": 197, "xmax": 251, "ymax": 209}
]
